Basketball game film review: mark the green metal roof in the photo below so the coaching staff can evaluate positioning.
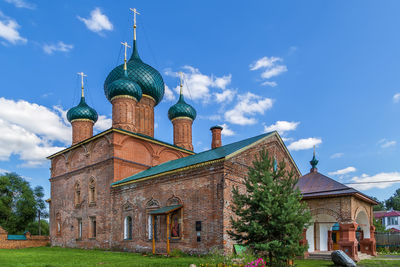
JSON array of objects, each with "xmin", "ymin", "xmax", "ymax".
[
  {"xmin": 168, "ymin": 93, "xmax": 196, "ymax": 121},
  {"xmin": 112, "ymin": 132, "xmax": 274, "ymax": 186},
  {"xmin": 104, "ymin": 40, "xmax": 165, "ymax": 105},
  {"xmin": 106, "ymin": 70, "xmax": 142, "ymax": 102},
  {"xmin": 67, "ymin": 96, "xmax": 98, "ymax": 123},
  {"xmin": 149, "ymin": 205, "xmax": 182, "ymax": 215},
  {"xmin": 7, "ymin": 234, "xmax": 26, "ymax": 240}
]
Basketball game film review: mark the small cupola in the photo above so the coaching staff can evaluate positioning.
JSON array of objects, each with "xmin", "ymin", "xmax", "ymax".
[
  {"xmin": 67, "ymin": 73, "xmax": 98, "ymax": 145},
  {"xmin": 310, "ymin": 146, "xmax": 319, "ymax": 173},
  {"xmin": 168, "ymin": 73, "xmax": 196, "ymax": 151}
]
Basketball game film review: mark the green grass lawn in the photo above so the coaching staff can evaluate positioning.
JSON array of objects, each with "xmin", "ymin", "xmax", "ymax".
[{"xmin": 0, "ymin": 247, "xmax": 398, "ymax": 267}]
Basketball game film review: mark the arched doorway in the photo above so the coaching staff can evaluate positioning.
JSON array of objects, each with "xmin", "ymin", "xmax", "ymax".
[
  {"xmin": 355, "ymin": 210, "xmax": 370, "ymax": 251},
  {"xmin": 306, "ymin": 213, "xmax": 339, "ymax": 252}
]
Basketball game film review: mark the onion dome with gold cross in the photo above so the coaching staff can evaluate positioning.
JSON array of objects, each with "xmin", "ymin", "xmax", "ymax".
[
  {"xmin": 67, "ymin": 74, "xmax": 98, "ymax": 123},
  {"xmin": 104, "ymin": 37, "xmax": 164, "ymax": 104},
  {"xmin": 168, "ymin": 77, "xmax": 196, "ymax": 121}
]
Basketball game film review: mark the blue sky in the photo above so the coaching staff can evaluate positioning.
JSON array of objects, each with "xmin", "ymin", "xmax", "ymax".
[{"xmin": 1, "ymin": 0, "xmax": 400, "ymax": 202}]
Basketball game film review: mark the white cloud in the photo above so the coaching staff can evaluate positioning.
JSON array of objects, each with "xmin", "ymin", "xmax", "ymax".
[
  {"xmin": 330, "ymin": 152, "xmax": 344, "ymax": 159},
  {"xmin": 264, "ymin": 121, "xmax": 299, "ymax": 135},
  {"xmin": 378, "ymin": 138, "xmax": 396, "ymax": 148},
  {"xmin": 287, "ymin": 137, "xmax": 322, "ymax": 151},
  {"xmin": 220, "ymin": 123, "xmax": 235, "ymax": 136},
  {"xmin": 329, "ymin": 166, "xmax": 357, "ymax": 176},
  {"xmin": 4, "ymin": 0, "xmax": 35, "ymax": 9},
  {"xmin": 250, "ymin": 56, "xmax": 287, "ymax": 86},
  {"xmin": 94, "ymin": 115, "xmax": 112, "ymax": 132},
  {"xmin": 0, "ymin": 97, "xmax": 110, "ymax": 166},
  {"xmin": 165, "ymin": 66, "xmax": 233, "ymax": 103},
  {"xmin": 250, "ymin": 57, "xmax": 281, "ymax": 71},
  {"xmin": 350, "ymin": 172, "xmax": 400, "ymax": 190},
  {"xmin": 261, "ymin": 65, "xmax": 288, "ymax": 79},
  {"xmin": 42, "ymin": 41, "xmax": 73, "ymax": 55},
  {"xmin": 164, "ymin": 85, "xmax": 175, "ymax": 101},
  {"xmin": 281, "ymin": 137, "xmax": 293, "ymax": 142},
  {"xmin": 0, "ymin": 12, "xmax": 27, "ymax": 45},
  {"xmin": 393, "ymin": 93, "xmax": 400, "ymax": 103},
  {"xmin": 261, "ymin": 81, "xmax": 277, "ymax": 87},
  {"xmin": 224, "ymin": 92, "xmax": 273, "ymax": 125},
  {"xmin": 77, "ymin": 8, "xmax": 113, "ymax": 34},
  {"xmin": 215, "ymin": 89, "xmax": 236, "ymax": 103},
  {"xmin": 214, "ymin": 75, "xmax": 232, "ymax": 90}
]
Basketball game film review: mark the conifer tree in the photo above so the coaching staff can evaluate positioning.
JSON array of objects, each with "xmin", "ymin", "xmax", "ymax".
[{"xmin": 228, "ymin": 150, "xmax": 311, "ymax": 266}]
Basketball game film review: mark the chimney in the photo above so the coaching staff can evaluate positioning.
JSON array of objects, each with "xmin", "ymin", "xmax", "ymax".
[{"xmin": 210, "ymin": 126, "xmax": 223, "ymax": 149}]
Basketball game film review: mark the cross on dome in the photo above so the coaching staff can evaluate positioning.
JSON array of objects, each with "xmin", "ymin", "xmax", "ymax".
[
  {"xmin": 130, "ymin": 8, "xmax": 140, "ymax": 41},
  {"xmin": 77, "ymin": 72, "xmax": 87, "ymax": 97},
  {"xmin": 121, "ymin": 41, "xmax": 131, "ymax": 70}
]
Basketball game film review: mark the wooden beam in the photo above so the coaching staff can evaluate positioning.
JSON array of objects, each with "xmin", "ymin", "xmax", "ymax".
[
  {"xmin": 152, "ymin": 215, "xmax": 155, "ymax": 254},
  {"xmin": 166, "ymin": 214, "xmax": 170, "ymax": 255}
]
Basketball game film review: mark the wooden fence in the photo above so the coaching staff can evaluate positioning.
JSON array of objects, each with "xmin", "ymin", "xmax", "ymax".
[{"xmin": 376, "ymin": 232, "xmax": 400, "ymax": 247}]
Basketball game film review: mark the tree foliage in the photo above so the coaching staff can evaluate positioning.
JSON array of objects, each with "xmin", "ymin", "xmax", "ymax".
[
  {"xmin": 371, "ymin": 197, "xmax": 385, "ymax": 211},
  {"xmin": 385, "ymin": 189, "xmax": 400, "ymax": 211},
  {"xmin": 0, "ymin": 172, "xmax": 47, "ymax": 234},
  {"xmin": 228, "ymin": 150, "xmax": 311, "ymax": 266}
]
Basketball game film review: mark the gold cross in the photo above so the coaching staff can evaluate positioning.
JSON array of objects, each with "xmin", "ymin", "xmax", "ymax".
[
  {"xmin": 130, "ymin": 8, "xmax": 140, "ymax": 40},
  {"xmin": 179, "ymin": 72, "xmax": 184, "ymax": 95},
  {"xmin": 77, "ymin": 72, "xmax": 87, "ymax": 97},
  {"xmin": 121, "ymin": 41, "xmax": 131, "ymax": 70}
]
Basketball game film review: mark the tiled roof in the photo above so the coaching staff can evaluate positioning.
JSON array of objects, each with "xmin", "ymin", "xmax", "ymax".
[
  {"xmin": 375, "ymin": 210, "xmax": 400, "ymax": 218},
  {"xmin": 297, "ymin": 170, "xmax": 377, "ymax": 204},
  {"xmin": 112, "ymin": 132, "xmax": 275, "ymax": 187},
  {"xmin": 374, "ymin": 211, "xmax": 388, "ymax": 219}
]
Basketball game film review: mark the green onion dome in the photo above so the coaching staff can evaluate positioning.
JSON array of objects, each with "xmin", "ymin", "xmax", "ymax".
[
  {"xmin": 67, "ymin": 96, "xmax": 98, "ymax": 123},
  {"xmin": 106, "ymin": 70, "xmax": 142, "ymax": 102},
  {"xmin": 104, "ymin": 41, "xmax": 165, "ymax": 105},
  {"xmin": 168, "ymin": 93, "xmax": 197, "ymax": 121}
]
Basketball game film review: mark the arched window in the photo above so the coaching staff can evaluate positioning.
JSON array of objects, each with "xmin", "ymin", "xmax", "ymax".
[
  {"xmin": 74, "ymin": 183, "xmax": 81, "ymax": 207},
  {"xmin": 88, "ymin": 178, "xmax": 96, "ymax": 204},
  {"xmin": 124, "ymin": 216, "xmax": 133, "ymax": 240},
  {"xmin": 56, "ymin": 212, "xmax": 61, "ymax": 236},
  {"xmin": 146, "ymin": 198, "xmax": 160, "ymax": 240}
]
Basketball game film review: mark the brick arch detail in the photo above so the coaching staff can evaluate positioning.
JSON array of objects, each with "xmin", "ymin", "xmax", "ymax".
[
  {"xmin": 311, "ymin": 208, "xmax": 342, "ymax": 223},
  {"xmin": 166, "ymin": 195, "xmax": 183, "ymax": 206},
  {"xmin": 119, "ymin": 135, "xmax": 155, "ymax": 156},
  {"xmin": 354, "ymin": 205, "xmax": 370, "ymax": 223}
]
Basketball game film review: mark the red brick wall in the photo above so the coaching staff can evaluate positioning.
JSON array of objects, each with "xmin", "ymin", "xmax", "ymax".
[
  {"xmin": 71, "ymin": 120, "xmax": 94, "ymax": 145},
  {"xmin": 0, "ymin": 228, "xmax": 49, "ymax": 249}
]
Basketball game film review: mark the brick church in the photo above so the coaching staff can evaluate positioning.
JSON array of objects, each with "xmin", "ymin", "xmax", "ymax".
[{"xmin": 47, "ymin": 11, "xmax": 377, "ymax": 260}]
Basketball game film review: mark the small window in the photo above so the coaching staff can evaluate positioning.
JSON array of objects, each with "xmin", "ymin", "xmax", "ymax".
[
  {"xmin": 148, "ymin": 215, "xmax": 158, "ymax": 240},
  {"xmin": 74, "ymin": 183, "xmax": 81, "ymax": 207},
  {"xmin": 124, "ymin": 216, "xmax": 132, "ymax": 240},
  {"xmin": 90, "ymin": 217, "xmax": 96, "ymax": 238},
  {"xmin": 89, "ymin": 178, "xmax": 96, "ymax": 204},
  {"xmin": 56, "ymin": 213, "xmax": 61, "ymax": 236},
  {"xmin": 77, "ymin": 218, "xmax": 82, "ymax": 239}
]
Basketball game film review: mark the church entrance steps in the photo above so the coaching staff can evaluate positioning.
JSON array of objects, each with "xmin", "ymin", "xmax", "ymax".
[
  {"xmin": 358, "ymin": 252, "xmax": 373, "ymax": 261},
  {"xmin": 308, "ymin": 251, "xmax": 332, "ymax": 260}
]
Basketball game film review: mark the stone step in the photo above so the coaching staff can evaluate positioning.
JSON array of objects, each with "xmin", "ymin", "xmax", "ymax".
[{"xmin": 308, "ymin": 253, "xmax": 332, "ymax": 261}]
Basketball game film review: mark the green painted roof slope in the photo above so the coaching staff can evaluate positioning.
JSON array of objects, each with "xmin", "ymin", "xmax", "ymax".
[
  {"xmin": 7, "ymin": 234, "xmax": 26, "ymax": 240},
  {"xmin": 149, "ymin": 205, "xmax": 182, "ymax": 215},
  {"xmin": 112, "ymin": 132, "xmax": 274, "ymax": 186}
]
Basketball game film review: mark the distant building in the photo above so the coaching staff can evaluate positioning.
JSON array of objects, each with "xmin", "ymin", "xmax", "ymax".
[{"xmin": 374, "ymin": 210, "xmax": 400, "ymax": 232}]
